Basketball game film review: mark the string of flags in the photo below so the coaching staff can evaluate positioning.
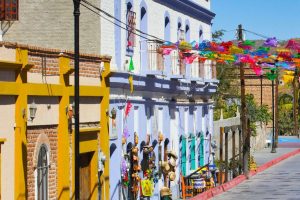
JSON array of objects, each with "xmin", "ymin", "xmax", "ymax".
[{"xmin": 159, "ymin": 38, "xmax": 300, "ymax": 83}]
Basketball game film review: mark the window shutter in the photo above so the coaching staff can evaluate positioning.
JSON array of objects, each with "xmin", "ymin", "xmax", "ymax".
[
  {"xmin": 181, "ymin": 136, "xmax": 187, "ymax": 176},
  {"xmin": 0, "ymin": 0, "xmax": 19, "ymax": 21},
  {"xmin": 199, "ymin": 133, "xmax": 204, "ymax": 167},
  {"xmin": 190, "ymin": 135, "xmax": 196, "ymax": 170}
]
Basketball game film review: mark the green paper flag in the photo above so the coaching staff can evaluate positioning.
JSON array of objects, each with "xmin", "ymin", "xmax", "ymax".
[
  {"xmin": 243, "ymin": 40, "xmax": 255, "ymax": 46},
  {"xmin": 266, "ymin": 72, "xmax": 277, "ymax": 81},
  {"xmin": 129, "ymin": 57, "xmax": 134, "ymax": 71}
]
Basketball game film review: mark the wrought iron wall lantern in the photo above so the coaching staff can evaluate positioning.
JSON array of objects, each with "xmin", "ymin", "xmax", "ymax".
[{"xmin": 23, "ymin": 100, "xmax": 37, "ymax": 121}]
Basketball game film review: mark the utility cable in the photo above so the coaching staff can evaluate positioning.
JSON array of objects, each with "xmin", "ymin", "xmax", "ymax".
[
  {"xmin": 79, "ymin": 1, "xmax": 151, "ymax": 41},
  {"xmin": 243, "ymin": 29, "xmax": 270, "ymax": 39},
  {"xmin": 81, "ymin": 0, "xmax": 164, "ymax": 42}
]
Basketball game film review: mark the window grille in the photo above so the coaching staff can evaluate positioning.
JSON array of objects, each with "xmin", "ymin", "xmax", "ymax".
[
  {"xmin": 37, "ymin": 145, "xmax": 48, "ymax": 200},
  {"xmin": 147, "ymin": 40, "xmax": 164, "ymax": 71},
  {"xmin": 0, "ymin": 0, "xmax": 18, "ymax": 21}
]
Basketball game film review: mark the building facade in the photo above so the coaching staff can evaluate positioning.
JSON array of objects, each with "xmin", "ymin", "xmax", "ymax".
[
  {"xmin": 0, "ymin": 0, "xmax": 101, "ymax": 55},
  {"xmin": 100, "ymin": 0, "xmax": 217, "ymax": 199},
  {"xmin": 0, "ymin": 1, "xmax": 113, "ymax": 199},
  {"xmin": 0, "ymin": 42, "xmax": 111, "ymax": 200}
]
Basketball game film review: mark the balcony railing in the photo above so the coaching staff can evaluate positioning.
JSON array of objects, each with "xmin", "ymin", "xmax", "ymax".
[
  {"xmin": 171, "ymin": 50, "xmax": 185, "ymax": 76},
  {"xmin": 190, "ymin": 58, "xmax": 200, "ymax": 78},
  {"xmin": 147, "ymin": 40, "xmax": 164, "ymax": 72}
]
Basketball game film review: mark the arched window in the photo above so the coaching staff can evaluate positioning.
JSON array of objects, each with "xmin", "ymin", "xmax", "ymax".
[
  {"xmin": 37, "ymin": 145, "xmax": 48, "ymax": 200},
  {"xmin": 199, "ymin": 27, "xmax": 203, "ymax": 42},
  {"xmin": 164, "ymin": 14, "xmax": 171, "ymax": 74},
  {"xmin": 114, "ymin": 0, "xmax": 122, "ymax": 69},
  {"xmin": 140, "ymin": 4, "xmax": 148, "ymax": 73},
  {"xmin": 185, "ymin": 20, "xmax": 190, "ymax": 42},
  {"xmin": 177, "ymin": 18, "xmax": 183, "ymax": 41}
]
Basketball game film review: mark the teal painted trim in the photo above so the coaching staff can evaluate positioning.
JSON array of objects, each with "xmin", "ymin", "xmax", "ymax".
[
  {"xmin": 199, "ymin": 133, "xmax": 204, "ymax": 167},
  {"xmin": 190, "ymin": 135, "xmax": 196, "ymax": 170},
  {"xmin": 181, "ymin": 136, "xmax": 187, "ymax": 176}
]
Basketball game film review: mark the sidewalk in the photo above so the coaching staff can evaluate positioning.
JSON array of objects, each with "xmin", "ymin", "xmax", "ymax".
[
  {"xmin": 254, "ymin": 147, "xmax": 298, "ymax": 166},
  {"xmin": 191, "ymin": 147, "xmax": 300, "ymax": 200}
]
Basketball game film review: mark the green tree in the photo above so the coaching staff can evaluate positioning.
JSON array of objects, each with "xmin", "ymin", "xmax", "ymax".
[
  {"xmin": 245, "ymin": 94, "xmax": 272, "ymax": 136},
  {"xmin": 278, "ymin": 93, "xmax": 294, "ymax": 135}
]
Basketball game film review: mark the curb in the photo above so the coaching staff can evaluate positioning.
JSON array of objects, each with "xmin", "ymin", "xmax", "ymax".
[{"xmin": 190, "ymin": 148, "xmax": 300, "ymax": 200}]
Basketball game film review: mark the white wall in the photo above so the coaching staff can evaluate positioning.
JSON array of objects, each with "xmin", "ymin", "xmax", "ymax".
[
  {"xmin": 100, "ymin": 0, "xmax": 212, "ymax": 74},
  {"xmin": 0, "ymin": 46, "xmax": 15, "ymax": 61},
  {"xmin": 27, "ymin": 96, "xmax": 59, "ymax": 126},
  {"xmin": 0, "ymin": 96, "xmax": 15, "ymax": 200}
]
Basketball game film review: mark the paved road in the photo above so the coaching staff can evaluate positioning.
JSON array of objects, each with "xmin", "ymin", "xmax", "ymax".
[
  {"xmin": 278, "ymin": 136, "xmax": 300, "ymax": 148},
  {"xmin": 213, "ymin": 154, "xmax": 300, "ymax": 200}
]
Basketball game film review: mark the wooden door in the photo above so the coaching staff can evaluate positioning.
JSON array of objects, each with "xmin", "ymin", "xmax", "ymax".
[{"xmin": 80, "ymin": 152, "xmax": 92, "ymax": 200}]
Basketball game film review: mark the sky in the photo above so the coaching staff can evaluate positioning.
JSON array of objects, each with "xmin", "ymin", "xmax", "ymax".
[{"xmin": 211, "ymin": 0, "xmax": 300, "ymax": 41}]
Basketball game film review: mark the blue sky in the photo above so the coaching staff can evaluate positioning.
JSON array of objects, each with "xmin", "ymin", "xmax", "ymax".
[{"xmin": 211, "ymin": 0, "xmax": 300, "ymax": 41}]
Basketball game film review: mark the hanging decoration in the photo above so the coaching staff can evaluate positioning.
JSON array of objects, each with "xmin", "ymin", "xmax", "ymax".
[
  {"xmin": 157, "ymin": 37, "xmax": 300, "ymax": 81},
  {"xmin": 282, "ymin": 71, "xmax": 295, "ymax": 84},
  {"xmin": 125, "ymin": 101, "xmax": 132, "ymax": 118},
  {"xmin": 129, "ymin": 57, "xmax": 135, "ymax": 72},
  {"xmin": 140, "ymin": 134, "xmax": 156, "ymax": 198},
  {"xmin": 129, "ymin": 132, "xmax": 141, "ymax": 200},
  {"xmin": 128, "ymin": 75, "xmax": 134, "ymax": 93}
]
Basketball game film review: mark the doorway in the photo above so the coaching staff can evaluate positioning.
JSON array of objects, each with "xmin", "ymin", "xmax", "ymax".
[{"xmin": 80, "ymin": 152, "xmax": 93, "ymax": 200}]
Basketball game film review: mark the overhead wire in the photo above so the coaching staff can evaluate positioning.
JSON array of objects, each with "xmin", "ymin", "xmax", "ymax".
[
  {"xmin": 81, "ymin": 0, "xmax": 164, "ymax": 42},
  {"xmin": 80, "ymin": 0, "xmax": 233, "ymax": 44},
  {"xmin": 79, "ymin": 1, "xmax": 151, "ymax": 41},
  {"xmin": 243, "ymin": 29, "xmax": 270, "ymax": 39},
  {"xmin": 81, "ymin": 0, "xmax": 287, "ymax": 47}
]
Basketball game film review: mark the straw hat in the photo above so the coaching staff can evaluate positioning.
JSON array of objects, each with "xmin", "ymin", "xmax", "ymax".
[
  {"xmin": 160, "ymin": 161, "xmax": 170, "ymax": 171},
  {"xmin": 167, "ymin": 150, "xmax": 178, "ymax": 159},
  {"xmin": 169, "ymin": 171, "xmax": 176, "ymax": 181},
  {"xmin": 160, "ymin": 187, "xmax": 172, "ymax": 197},
  {"xmin": 132, "ymin": 147, "xmax": 138, "ymax": 153},
  {"xmin": 169, "ymin": 157, "xmax": 176, "ymax": 167}
]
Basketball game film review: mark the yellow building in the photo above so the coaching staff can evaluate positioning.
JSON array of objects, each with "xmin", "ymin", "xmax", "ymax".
[{"xmin": 0, "ymin": 42, "xmax": 111, "ymax": 199}]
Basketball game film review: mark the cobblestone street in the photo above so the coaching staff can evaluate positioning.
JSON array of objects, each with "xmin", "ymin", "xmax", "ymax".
[{"xmin": 213, "ymin": 154, "xmax": 300, "ymax": 200}]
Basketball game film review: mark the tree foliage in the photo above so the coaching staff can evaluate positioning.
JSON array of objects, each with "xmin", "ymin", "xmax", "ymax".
[
  {"xmin": 278, "ymin": 93, "xmax": 294, "ymax": 135},
  {"xmin": 212, "ymin": 29, "xmax": 225, "ymax": 42}
]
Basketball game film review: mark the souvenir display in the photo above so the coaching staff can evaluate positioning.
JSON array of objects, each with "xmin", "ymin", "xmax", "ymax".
[
  {"xmin": 158, "ymin": 132, "xmax": 178, "ymax": 200},
  {"xmin": 140, "ymin": 135, "xmax": 157, "ymax": 198},
  {"xmin": 129, "ymin": 132, "xmax": 141, "ymax": 200}
]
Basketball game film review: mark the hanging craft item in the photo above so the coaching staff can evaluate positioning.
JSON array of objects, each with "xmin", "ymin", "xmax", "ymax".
[
  {"xmin": 125, "ymin": 101, "xmax": 132, "ymax": 118},
  {"xmin": 121, "ymin": 156, "xmax": 130, "ymax": 186},
  {"xmin": 140, "ymin": 134, "xmax": 156, "ymax": 198},
  {"xmin": 157, "ymin": 131, "xmax": 178, "ymax": 200},
  {"xmin": 120, "ymin": 129, "xmax": 130, "ymax": 199},
  {"xmin": 128, "ymin": 75, "xmax": 134, "ymax": 93},
  {"xmin": 123, "ymin": 126, "xmax": 130, "ymax": 139},
  {"xmin": 129, "ymin": 132, "xmax": 141, "ymax": 200},
  {"xmin": 129, "ymin": 57, "xmax": 135, "ymax": 72},
  {"xmin": 127, "ymin": 57, "xmax": 134, "ymax": 94}
]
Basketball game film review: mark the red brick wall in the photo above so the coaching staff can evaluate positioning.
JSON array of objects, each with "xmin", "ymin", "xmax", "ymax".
[
  {"xmin": 28, "ymin": 53, "xmax": 102, "ymax": 78},
  {"xmin": 27, "ymin": 127, "xmax": 58, "ymax": 200},
  {"xmin": 28, "ymin": 54, "xmax": 59, "ymax": 76},
  {"xmin": 244, "ymin": 68, "xmax": 273, "ymax": 109}
]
